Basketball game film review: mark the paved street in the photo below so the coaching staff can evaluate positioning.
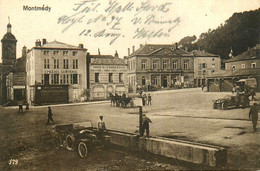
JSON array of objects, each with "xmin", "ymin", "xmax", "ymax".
[{"xmin": 0, "ymin": 88, "xmax": 259, "ymax": 170}]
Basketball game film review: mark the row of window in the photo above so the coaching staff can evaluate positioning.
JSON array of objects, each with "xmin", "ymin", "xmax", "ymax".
[
  {"xmin": 231, "ymin": 63, "xmax": 256, "ymax": 70},
  {"xmin": 43, "ymin": 51, "xmax": 78, "ymax": 56},
  {"xmin": 140, "ymin": 60, "xmax": 189, "ymax": 70},
  {"xmin": 94, "ymin": 73, "xmax": 124, "ymax": 83},
  {"xmin": 139, "ymin": 75, "xmax": 189, "ymax": 86},
  {"xmin": 44, "ymin": 59, "xmax": 78, "ymax": 69},
  {"xmin": 41, "ymin": 73, "xmax": 80, "ymax": 85}
]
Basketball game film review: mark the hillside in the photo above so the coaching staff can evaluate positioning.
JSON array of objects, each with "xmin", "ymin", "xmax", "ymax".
[{"xmin": 178, "ymin": 8, "xmax": 260, "ymax": 59}]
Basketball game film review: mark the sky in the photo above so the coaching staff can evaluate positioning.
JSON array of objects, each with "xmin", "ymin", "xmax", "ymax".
[{"xmin": 0, "ymin": 0, "xmax": 259, "ymax": 62}]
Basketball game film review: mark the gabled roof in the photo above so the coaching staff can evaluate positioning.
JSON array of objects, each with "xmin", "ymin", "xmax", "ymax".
[
  {"xmin": 225, "ymin": 44, "xmax": 260, "ymax": 63},
  {"xmin": 128, "ymin": 44, "xmax": 192, "ymax": 57},
  {"xmin": 191, "ymin": 50, "xmax": 219, "ymax": 57}
]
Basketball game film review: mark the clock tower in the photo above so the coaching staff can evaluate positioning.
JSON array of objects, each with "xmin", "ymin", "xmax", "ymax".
[{"xmin": 1, "ymin": 19, "xmax": 17, "ymax": 66}]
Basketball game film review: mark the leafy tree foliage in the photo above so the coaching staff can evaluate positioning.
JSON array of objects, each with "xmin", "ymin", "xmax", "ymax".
[{"xmin": 179, "ymin": 8, "xmax": 260, "ymax": 59}]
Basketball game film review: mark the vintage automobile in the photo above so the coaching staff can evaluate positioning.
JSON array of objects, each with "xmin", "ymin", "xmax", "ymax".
[
  {"xmin": 54, "ymin": 121, "xmax": 111, "ymax": 158},
  {"xmin": 213, "ymin": 93, "xmax": 250, "ymax": 110}
]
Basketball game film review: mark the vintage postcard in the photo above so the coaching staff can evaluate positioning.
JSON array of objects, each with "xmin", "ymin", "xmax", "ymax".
[{"xmin": 0, "ymin": 0, "xmax": 259, "ymax": 170}]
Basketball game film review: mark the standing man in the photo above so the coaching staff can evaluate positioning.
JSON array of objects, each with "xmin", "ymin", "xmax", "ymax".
[
  {"xmin": 97, "ymin": 116, "xmax": 106, "ymax": 137},
  {"xmin": 249, "ymin": 103, "xmax": 258, "ymax": 132},
  {"xmin": 147, "ymin": 93, "xmax": 152, "ymax": 105},
  {"xmin": 46, "ymin": 106, "xmax": 55, "ymax": 125},
  {"xmin": 141, "ymin": 114, "xmax": 152, "ymax": 137},
  {"xmin": 18, "ymin": 100, "xmax": 23, "ymax": 114}
]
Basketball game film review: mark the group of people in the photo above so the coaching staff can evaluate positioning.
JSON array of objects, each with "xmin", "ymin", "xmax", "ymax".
[
  {"xmin": 139, "ymin": 91, "xmax": 152, "ymax": 106},
  {"xmin": 18, "ymin": 100, "xmax": 29, "ymax": 114}
]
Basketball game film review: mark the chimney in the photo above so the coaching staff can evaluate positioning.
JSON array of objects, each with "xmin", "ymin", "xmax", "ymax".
[
  {"xmin": 198, "ymin": 46, "xmax": 201, "ymax": 51},
  {"xmin": 132, "ymin": 46, "xmax": 135, "ymax": 53},
  {"xmin": 42, "ymin": 39, "xmax": 47, "ymax": 45},
  {"xmin": 140, "ymin": 44, "xmax": 143, "ymax": 48},
  {"xmin": 175, "ymin": 43, "xmax": 178, "ymax": 49},
  {"xmin": 79, "ymin": 44, "xmax": 84, "ymax": 49},
  {"xmin": 185, "ymin": 46, "xmax": 188, "ymax": 51},
  {"xmin": 35, "ymin": 39, "xmax": 41, "ymax": 47},
  {"xmin": 115, "ymin": 50, "xmax": 119, "ymax": 58},
  {"xmin": 128, "ymin": 48, "xmax": 130, "ymax": 56},
  {"xmin": 22, "ymin": 46, "xmax": 27, "ymax": 57}
]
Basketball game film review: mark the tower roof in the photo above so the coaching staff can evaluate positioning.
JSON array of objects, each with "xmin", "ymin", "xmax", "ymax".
[{"xmin": 1, "ymin": 32, "xmax": 17, "ymax": 42}]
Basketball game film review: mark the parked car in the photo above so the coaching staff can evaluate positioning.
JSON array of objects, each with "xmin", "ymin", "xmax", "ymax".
[
  {"xmin": 213, "ymin": 93, "xmax": 250, "ymax": 110},
  {"xmin": 54, "ymin": 121, "xmax": 111, "ymax": 158}
]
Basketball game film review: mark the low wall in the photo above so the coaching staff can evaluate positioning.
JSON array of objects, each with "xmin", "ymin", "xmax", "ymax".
[
  {"xmin": 138, "ymin": 137, "xmax": 227, "ymax": 167},
  {"xmin": 108, "ymin": 130, "xmax": 139, "ymax": 149},
  {"xmin": 108, "ymin": 130, "xmax": 227, "ymax": 167}
]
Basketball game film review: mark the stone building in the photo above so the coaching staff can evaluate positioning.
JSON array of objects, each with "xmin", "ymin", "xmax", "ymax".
[
  {"xmin": 1, "ymin": 20, "xmax": 17, "ymax": 104},
  {"xmin": 6, "ymin": 47, "xmax": 27, "ymax": 103},
  {"xmin": 126, "ymin": 44, "xmax": 194, "ymax": 92},
  {"xmin": 86, "ymin": 51, "xmax": 128, "ymax": 100},
  {"xmin": 192, "ymin": 50, "xmax": 221, "ymax": 87},
  {"xmin": 207, "ymin": 44, "xmax": 260, "ymax": 92},
  {"xmin": 26, "ymin": 39, "xmax": 87, "ymax": 105}
]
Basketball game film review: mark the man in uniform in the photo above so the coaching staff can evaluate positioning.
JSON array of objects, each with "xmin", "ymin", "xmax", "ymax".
[
  {"xmin": 46, "ymin": 106, "xmax": 55, "ymax": 125},
  {"xmin": 141, "ymin": 114, "xmax": 152, "ymax": 137},
  {"xmin": 249, "ymin": 103, "xmax": 259, "ymax": 132}
]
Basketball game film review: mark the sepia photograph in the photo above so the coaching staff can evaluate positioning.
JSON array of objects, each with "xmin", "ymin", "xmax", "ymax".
[{"xmin": 0, "ymin": 0, "xmax": 259, "ymax": 170}]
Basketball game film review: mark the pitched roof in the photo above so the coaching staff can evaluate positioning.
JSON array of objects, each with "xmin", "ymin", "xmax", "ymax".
[
  {"xmin": 40, "ymin": 40, "xmax": 82, "ymax": 49},
  {"xmin": 89, "ymin": 55, "xmax": 115, "ymax": 58},
  {"xmin": 191, "ymin": 50, "xmax": 219, "ymax": 57},
  {"xmin": 128, "ymin": 44, "xmax": 192, "ymax": 57},
  {"xmin": 225, "ymin": 44, "xmax": 260, "ymax": 63}
]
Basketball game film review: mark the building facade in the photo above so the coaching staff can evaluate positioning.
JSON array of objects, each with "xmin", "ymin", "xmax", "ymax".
[
  {"xmin": 26, "ymin": 39, "xmax": 87, "ymax": 105},
  {"xmin": 126, "ymin": 44, "xmax": 194, "ymax": 92},
  {"xmin": 86, "ymin": 52, "xmax": 128, "ymax": 100},
  {"xmin": 1, "ymin": 21, "xmax": 17, "ymax": 104},
  {"xmin": 192, "ymin": 50, "xmax": 221, "ymax": 87},
  {"xmin": 207, "ymin": 44, "xmax": 260, "ymax": 92}
]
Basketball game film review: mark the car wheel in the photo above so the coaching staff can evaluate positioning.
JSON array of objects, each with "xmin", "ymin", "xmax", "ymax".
[
  {"xmin": 78, "ymin": 142, "xmax": 88, "ymax": 158},
  {"xmin": 66, "ymin": 134, "xmax": 75, "ymax": 151},
  {"xmin": 222, "ymin": 102, "xmax": 228, "ymax": 110},
  {"xmin": 213, "ymin": 103, "xmax": 218, "ymax": 109}
]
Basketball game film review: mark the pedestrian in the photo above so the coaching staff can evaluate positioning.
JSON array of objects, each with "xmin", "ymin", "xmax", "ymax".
[
  {"xmin": 25, "ymin": 102, "xmax": 29, "ymax": 111},
  {"xmin": 249, "ymin": 103, "xmax": 258, "ymax": 132},
  {"xmin": 46, "ymin": 106, "xmax": 55, "ymax": 125},
  {"xmin": 18, "ymin": 100, "xmax": 23, "ymax": 113},
  {"xmin": 97, "ymin": 116, "xmax": 106, "ymax": 137},
  {"xmin": 148, "ymin": 93, "xmax": 152, "ymax": 105},
  {"xmin": 250, "ymin": 88, "xmax": 256, "ymax": 101},
  {"xmin": 141, "ymin": 114, "xmax": 152, "ymax": 137},
  {"xmin": 142, "ymin": 94, "xmax": 147, "ymax": 106},
  {"xmin": 201, "ymin": 84, "xmax": 204, "ymax": 91}
]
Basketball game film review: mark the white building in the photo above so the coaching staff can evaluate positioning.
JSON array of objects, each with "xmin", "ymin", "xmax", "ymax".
[{"xmin": 26, "ymin": 39, "xmax": 87, "ymax": 105}]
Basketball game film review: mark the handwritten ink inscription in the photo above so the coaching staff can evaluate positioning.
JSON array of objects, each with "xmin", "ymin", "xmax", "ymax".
[{"xmin": 57, "ymin": 0, "xmax": 180, "ymax": 45}]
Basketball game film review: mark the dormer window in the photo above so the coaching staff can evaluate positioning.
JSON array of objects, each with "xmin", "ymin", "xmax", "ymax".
[
  {"xmin": 149, "ymin": 47, "xmax": 153, "ymax": 50},
  {"xmin": 43, "ymin": 51, "xmax": 49, "ymax": 55}
]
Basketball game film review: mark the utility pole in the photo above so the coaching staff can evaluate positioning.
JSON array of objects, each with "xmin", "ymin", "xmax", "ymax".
[{"xmin": 139, "ymin": 106, "xmax": 143, "ymax": 135}]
